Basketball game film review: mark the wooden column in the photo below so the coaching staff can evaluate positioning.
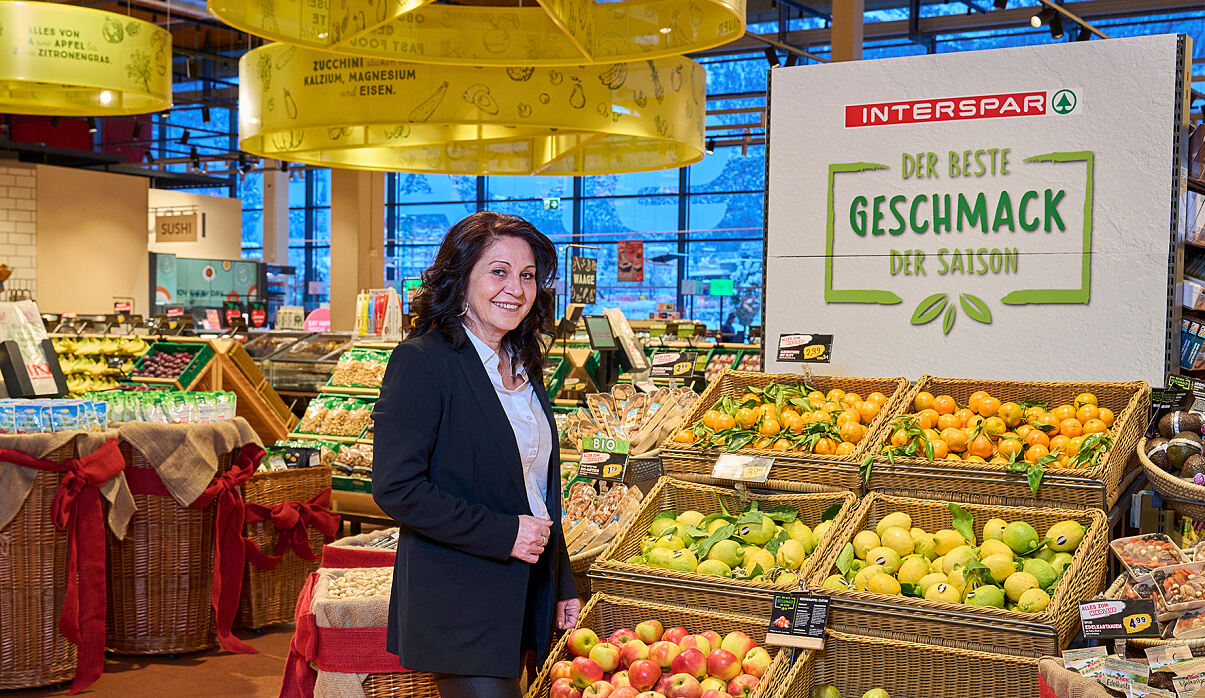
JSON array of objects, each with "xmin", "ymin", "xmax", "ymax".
[
  {"xmin": 261, "ymin": 160, "xmax": 289, "ymax": 265},
  {"xmin": 330, "ymin": 169, "xmax": 386, "ymax": 330},
  {"xmin": 831, "ymin": 0, "xmax": 865, "ymax": 62}
]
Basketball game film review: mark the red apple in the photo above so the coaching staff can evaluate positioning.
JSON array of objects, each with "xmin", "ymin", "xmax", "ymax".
[
  {"xmin": 664, "ymin": 673, "xmax": 703, "ymax": 698},
  {"xmin": 678, "ymin": 634, "xmax": 712, "ymax": 656},
  {"xmin": 740, "ymin": 647, "xmax": 771, "ymax": 678},
  {"xmin": 728, "ymin": 674, "xmax": 759, "ymax": 698},
  {"xmin": 699, "ymin": 631, "xmax": 722, "ymax": 650},
  {"xmin": 662, "ymin": 626, "xmax": 690, "ymax": 645},
  {"xmin": 700, "ymin": 677, "xmax": 727, "ymax": 693},
  {"xmin": 701, "ymin": 691, "xmax": 727, "ymax": 698},
  {"xmin": 590, "ymin": 643, "xmax": 622, "ymax": 673},
  {"xmin": 627, "ymin": 659, "xmax": 662, "ymax": 692},
  {"xmin": 552, "ymin": 660, "xmax": 574, "ymax": 682},
  {"xmin": 612, "ymin": 671, "xmax": 631, "ymax": 687},
  {"xmin": 671, "ymin": 648, "xmax": 707, "ymax": 681},
  {"xmin": 719, "ymin": 632, "xmax": 756, "ymax": 663},
  {"xmin": 612, "ymin": 689, "xmax": 640, "ymax": 698},
  {"xmin": 621, "ymin": 639, "xmax": 650, "ymax": 668},
  {"xmin": 636, "ymin": 620, "xmax": 664, "ymax": 644},
  {"xmin": 585, "ymin": 681, "xmax": 617, "ymax": 697},
  {"xmin": 648, "ymin": 641, "xmax": 682, "ymax": 671},
  {"xmin": 572, "ymin": 657, "xmax": 605, "ymax": 689},
  {"xmin": 569, "ymin": 628, "xmax": 601, "ymax": 658},
  {"xmin": 610, "ymin": 628, "xmax": 639, "ymax": 646},
  {"xmin": 706, "ymin": 649, "xmax": 741, "ymax": 682},
  {"xmin": 552, "ymin": 677, "xmax": 584, "ymax": 698},
  {"xmin": 655, "ymin": 677, "xmax": 673, "ymax": 695},
  {"xmin": 635, "ymin": 693, "xmax": 666, "ymax": 698}
]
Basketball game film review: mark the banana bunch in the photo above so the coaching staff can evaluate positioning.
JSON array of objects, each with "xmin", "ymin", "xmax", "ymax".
[
  {"xmin": 53, "ymin": 336, "xmax": 151, "ymax": 357},
  {"xmin": 118, "ymin": 337, "xmax": 151, "ymax": 356},
  {"xmin": 65, "ymin": 375, "xmax": 119, "ymax": 396}
]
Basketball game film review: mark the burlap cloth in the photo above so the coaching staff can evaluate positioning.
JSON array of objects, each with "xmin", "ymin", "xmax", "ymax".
[
  {"xmin": 1038, "ymin": 656, "xmax": 1130, "ymax": 698},
  {"xmin": 0, "ymin": 429, "xmax": 133, "ymax": 538},
  {"xmin": 312, "ymin": 568, "xmax": 392, "ymax": 698},
  {"xmin": 118, "ymin": 417, "xmax": 262, "ymax": 506}
]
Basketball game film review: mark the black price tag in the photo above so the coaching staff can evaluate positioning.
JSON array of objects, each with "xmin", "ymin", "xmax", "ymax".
[
  {"xmin": 1080, "ymin": 599, "xmax": 1161, "ymax": 639},
  {"xmin": 765, "ymin": 593, "xmax": 829, "ymax": 650},
  {"xmin": 649, "ymin": 351, "xmax": 698, "ymax": 379},
  {"xmin": 578, "ymin": 436, "xmax": 629, "ymax": 482},
  {"xmin": 570, "ymin": 257, "xmax": 597, "ymax": 305},
  {"xmin": 777, "ymin": 334, "xmax": 832, "ymax": 363}
]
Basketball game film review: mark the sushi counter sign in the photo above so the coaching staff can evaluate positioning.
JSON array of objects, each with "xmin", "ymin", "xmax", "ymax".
[{"xmin": 765, "ymin": 34, "xmax": 1189, "ymax": 384}]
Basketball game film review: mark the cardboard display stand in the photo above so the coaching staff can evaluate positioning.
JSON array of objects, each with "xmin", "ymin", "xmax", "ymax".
[{"xmin": 764, "ymin": 34, "xmax": 1194, "ymax": 384}]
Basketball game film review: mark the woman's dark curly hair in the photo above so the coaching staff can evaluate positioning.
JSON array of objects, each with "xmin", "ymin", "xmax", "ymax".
[{"xmin": 410, "ymin": 211, "xmax": 557, "ymax": 374}]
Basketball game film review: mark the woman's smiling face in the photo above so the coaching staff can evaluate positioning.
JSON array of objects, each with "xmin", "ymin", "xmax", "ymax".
[{"xmin": 462, "ymin": 235, "xmax": 538, "ymax": 343}]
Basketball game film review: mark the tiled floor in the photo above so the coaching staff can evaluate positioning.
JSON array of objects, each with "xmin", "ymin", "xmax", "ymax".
[{"xmin": 6, "ymin": 625, "xmax": 296, "ymax": 697}]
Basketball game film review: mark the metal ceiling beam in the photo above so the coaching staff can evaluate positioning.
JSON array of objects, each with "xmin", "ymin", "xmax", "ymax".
[{"xmin": 694, "ymin": 0, "xmax": 1205, "ymax": 55}]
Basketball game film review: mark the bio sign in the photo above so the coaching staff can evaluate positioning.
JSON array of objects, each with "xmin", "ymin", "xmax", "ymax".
[{"xmin": 765, "ymin": 35, "xmax": 1189, "ymax": 384}]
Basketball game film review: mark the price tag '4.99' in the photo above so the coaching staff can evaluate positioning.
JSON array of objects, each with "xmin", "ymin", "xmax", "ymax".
[{"xmin": 579, "ymin": 436, "xmax": 630, "ymax": 483}]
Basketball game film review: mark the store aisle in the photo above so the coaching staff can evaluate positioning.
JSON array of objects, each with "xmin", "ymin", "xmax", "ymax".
[{"xmin": 7, "ymin": 625, "xmax": 295, "ymax": 697}]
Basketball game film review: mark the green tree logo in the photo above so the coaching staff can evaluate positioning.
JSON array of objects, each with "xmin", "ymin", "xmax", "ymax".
[{"xmin": 1052, "ymin": 90, "xmax": 1077, "ymax": 114}]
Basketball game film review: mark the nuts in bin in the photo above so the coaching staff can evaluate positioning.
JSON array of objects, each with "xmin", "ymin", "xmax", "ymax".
[
  {"xmin": 326, "ymin": 568, "xmax": 392, "ymax": 599},
  {"xmin": 1110, "ymin": 534, "xmax": 1188, "ymax": 579},
  {"xmin": 1153, "ymin": 562, "xmax": 1205, "ymax": 610}
]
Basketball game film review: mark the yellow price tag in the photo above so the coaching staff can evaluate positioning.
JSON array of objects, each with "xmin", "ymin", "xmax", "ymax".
[
  {"xmin": 673, "ymin": 361, "xmax": 692, "ymax": 376},
  {"xmin": 1124, "ymin": 613, "xmax": 1153, "ymax": 634},
  {"xmin": 601, "ymin": 463, "xmax": 624, "ymax": 479}
]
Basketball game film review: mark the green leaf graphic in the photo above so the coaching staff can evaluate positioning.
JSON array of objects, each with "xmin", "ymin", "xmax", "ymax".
[
  {"xmin": 960, "ymin": 293, "xmax": 992, "ymax": 324},
  {"xmin": 911, "ymin": 293, "xmax": 948, "ymax": 325},
  {"xmin": 942, "ymin": 306, "xmax": 955, "ymax": 335}
]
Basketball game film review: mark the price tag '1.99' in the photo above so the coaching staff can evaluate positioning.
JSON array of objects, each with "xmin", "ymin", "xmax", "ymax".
[
  {"xmin": 578, "ymin": 436, "xmax": 630, "ymax": 483},
  {"xmin": 711, "ymin": 453, "xmax": 773, "ymax": 484}
]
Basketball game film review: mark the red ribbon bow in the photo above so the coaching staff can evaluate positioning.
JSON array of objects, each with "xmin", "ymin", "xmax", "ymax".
[
  {"xmin": 243, "ymin": 489, "xmax": 340, "ymax": 571},
  {"xmin": 189, "ymin": 443, "xmax": 264, "ymax": 655},
  {"xmin": 0, "ymin": 438, "xmax": 125, "ymax": 694}
]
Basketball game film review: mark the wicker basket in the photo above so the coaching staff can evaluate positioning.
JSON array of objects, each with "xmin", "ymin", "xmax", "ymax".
[
  {"xmin": 865, "ymin": 376, "xmax": 1150, "ymax": 510},
  {"xmin": 770, "ymin": 628, "xmax": 1039, "ymax": 698},
  {"xmin": 0, "ymin": 441, "xmax": 77, "ymax": 690},
  {"xmin": 105, "ymin": 442, "xmax": 235, "ymax": 654},
  {"xmin": 236, "ymin": 466, "xmax": 334, "ymax": 630},
  {"xmin": 659, "ymin": 371, "xmax": 910, "ymax": 493},
  {"xmin": 362, "ymin": 671, "xmax": 442, "ymax": 697},
  {"xmin": 1137, "ymin": 436, "xmax": 1205, "ymax": 522},
  {"xmin": 805, "ymin": 492, "xmax": 1108, "ymax": 658},
  {"xmin": 1101, "ymin": 575, "xmax": 1205, "ymax": 652},
  {"xmin": 589, "ymin": 477, "xmax": 858, "ymax": 616},
  {"xmin": 524, "ymin": 593, "xmax": 792, "ymax": 698},
  {"xmin": 570, "ymin": 552, "xmax": 595, "ymax": 599}
]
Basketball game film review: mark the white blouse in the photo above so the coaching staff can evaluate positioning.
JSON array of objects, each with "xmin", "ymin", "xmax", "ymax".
[{"xmin": 465, "ymin": 328, "xmax": 553, "ymax": 520}]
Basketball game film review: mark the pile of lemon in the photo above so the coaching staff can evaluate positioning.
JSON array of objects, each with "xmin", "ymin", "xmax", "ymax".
[{"xmin": 822, "ymin": 510, "xmax": 1086, "ymax": 614}]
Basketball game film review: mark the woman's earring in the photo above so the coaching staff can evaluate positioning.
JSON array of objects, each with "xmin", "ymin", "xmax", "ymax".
[{"xmin": 459, "ymin": 303, "xmax": 469, "ymax": 317}]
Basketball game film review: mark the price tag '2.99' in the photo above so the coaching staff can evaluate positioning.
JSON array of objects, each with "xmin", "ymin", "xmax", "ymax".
[
  {"xmin": 711, "ymin": 453, "xmax": 773, "ymax": 484},
  {"xmin": 578, "ymin": 436, "xmax": 630, "ymax": 483}
]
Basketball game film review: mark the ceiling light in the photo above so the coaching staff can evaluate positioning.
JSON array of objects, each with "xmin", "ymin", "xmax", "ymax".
[
  {"xmin": 1076, "ymin": 26, "xmax": 1092, "ymax": 40},
  {"xmin": 190, "ymin": 146, "xmax": 200, "ymax": 170},
  {"xmin": 785, "ymin": 53, "xmax": 799, "ymax": 67},
  {"xmin": 705, "ymin": 137, "xmax": 716, "ymax": 155},
  {"xmin": 87, "ymin": 117, "xmax": 98, "ymax": 133},
  {"xmin": 764, "ymin": 47, "xmax": 780, "ymax": 68},
  {"xmin": 98, "ymin": 90, "xmax": 114, "ymax": 105},
  {"xmin": 1049, "ymin": 12, "xmax": 1064, "ymax": 38},
  {"xmin": 180, "ymin": 130, "xmax": 190, "ymax": 145},
  {"xmin": 1031, "ymin": 7, "xmax": 1054, "ymax": 27},
  {"xmin": 201, "ymin": 105, "xmax": 211, "ymax": 123},
  {"xmin": 659, "ymin": 26, "xmax": 671, "ymax": 34}
]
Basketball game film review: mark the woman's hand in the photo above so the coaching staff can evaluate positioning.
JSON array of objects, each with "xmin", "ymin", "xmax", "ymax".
[
  {"xmin": 510, "ymin": 515, "xmax": 553, "ymax": 563},
  {"xmin": 556, "ymin": 598, "xmax": 581, "ymax": 630}
]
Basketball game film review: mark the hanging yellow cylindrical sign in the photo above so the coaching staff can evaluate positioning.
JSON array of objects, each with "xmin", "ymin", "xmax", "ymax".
[
  {"xmin": 239, "ymin": 44, "xmax": 705, "ymax": 175},
  {"xmin": 210, "ymin": 0, "xmax": 744, "ymax": 66},
  {"xmin": 0, "ymin": 1, "xmax": 172, "ymax": 116}
]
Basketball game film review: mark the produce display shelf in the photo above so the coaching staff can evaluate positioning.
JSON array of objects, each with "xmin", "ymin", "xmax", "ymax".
[
  {"xmin": 285, "ymin": 432, "xmax": 364, "ymax": 444},
  {"xmin": 317, "ymin": 385, "xmax": 381, "ymax": 397}
]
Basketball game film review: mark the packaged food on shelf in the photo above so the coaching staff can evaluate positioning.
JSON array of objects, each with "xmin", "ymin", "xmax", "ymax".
[
  {"xmin": 562, "ymin": 481, "xmax": 643, "ymax": 557},
  {"xmin": 1111, "ymin": 534, "xmax": 1190, "ymax": 581},
  {"xmin": 736, "ymin": 353, "xmax": 761, "ymax": 372},
  {"xmin": 1174, "ymin": 608, "xmax": 1205, "ymax": 639},
  {"xmin": 560, "ymin": 384, "xmax": 699, "ymax": 455},
  {"xmin": 276, "ymin": 438, "xmax": 343, "ymax": 468},
  {"xmin": 333, "ymin": 442, "xmax": 373, "ymax": 478},
  {"xmin": 329, "ymin": 348, "xmax": 391, "ymax": 388},
  {"xmin": 1154, "ymin": 562, "xmax": 1205, "ymax": 613},
  {"xmin": 297, "ymin": 395, "xmax": 375, "ymax": 437},
  {"xmin": 0, "ymin": 398, "xmax": 108, "ymax": 434},
  {"xmin": 705, "ymin": 351, "xmax": 737, "ymax": 381},
  {"xmin": 84, "ymin": 390, "xmax": 236, "ymax": 425}
]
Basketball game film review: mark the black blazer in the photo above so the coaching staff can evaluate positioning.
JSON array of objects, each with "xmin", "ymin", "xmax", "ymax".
[{"xmin": 371, "ymin": 327, "xmax": 577, "ymax": 678}]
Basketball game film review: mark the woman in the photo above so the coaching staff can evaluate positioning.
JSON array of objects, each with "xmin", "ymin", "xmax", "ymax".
[{"xmin": 371, "ymin": 211, "xmax": 580, "ymax": 698}]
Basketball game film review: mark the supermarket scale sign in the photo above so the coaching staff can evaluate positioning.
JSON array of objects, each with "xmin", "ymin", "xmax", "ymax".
[{"xmin": 765, "ymin": 34, "xmax": 1193, "ymax": 384}]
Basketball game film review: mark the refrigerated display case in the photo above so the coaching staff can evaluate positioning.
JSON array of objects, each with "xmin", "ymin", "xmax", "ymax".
[
  {"xmin": 243, "ymin": 330, "xmax": 314, "ymax": 360},
  {"xmin": 262, "ymin": 332, "xmax": 355, "ymax": 393}
]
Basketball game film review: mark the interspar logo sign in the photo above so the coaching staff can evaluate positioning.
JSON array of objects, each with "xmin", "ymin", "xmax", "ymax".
[{"xmin": 845, "ymin": 91, "xmax": 1058, "ymax": 128}]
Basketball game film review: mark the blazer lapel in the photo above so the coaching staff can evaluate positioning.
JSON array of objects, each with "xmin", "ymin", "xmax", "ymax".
[{"xmin": 453, "ymin": 340, "xmax": 529, "ymax": 512}]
